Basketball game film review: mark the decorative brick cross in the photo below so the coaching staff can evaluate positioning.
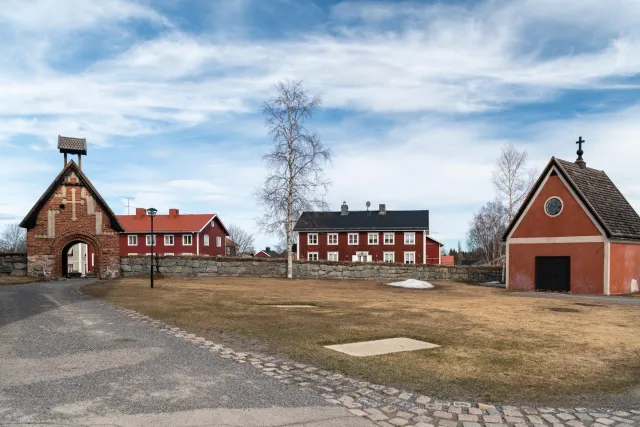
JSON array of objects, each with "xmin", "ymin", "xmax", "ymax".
[{"xmin": 62, "ymin": 187, "xmax": 84, "ymax": 221}]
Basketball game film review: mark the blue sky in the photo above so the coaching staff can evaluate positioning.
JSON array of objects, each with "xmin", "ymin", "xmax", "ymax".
[{"xmin": 1, "ymin": 0, "xmax": 639, "ymax": 252}]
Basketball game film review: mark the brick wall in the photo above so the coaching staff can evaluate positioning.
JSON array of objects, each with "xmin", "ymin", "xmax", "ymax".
[
  {"xmin": 0, "ymin": 253, "xmax": 28, "ymax": 276},
  {"xmin": 121, "ymin": 256, "xmax": 502, "ymax": 283}
]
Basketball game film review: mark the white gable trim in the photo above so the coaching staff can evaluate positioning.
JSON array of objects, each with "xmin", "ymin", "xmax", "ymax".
[
  {"xmin": 198, "ymin": 214, "xmax": 218, "ymax": 233},
  {"xmin": 604, "ymin": 241, "xmax": 611, "ymax": 295},
  {"xmin": 506, "ymin": 165, "xmax": 606, "ymax": 240},
  {"xmin": 509, "ymin": 236, "xmax": 605, "ymax": 244}
]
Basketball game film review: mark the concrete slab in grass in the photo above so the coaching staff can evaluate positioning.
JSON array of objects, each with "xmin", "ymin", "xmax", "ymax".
[
  {"xmin": 325, "ymin": 337, "xmax": 440, "ymax": 357},
  {"xmin": 269, "ymin": 305, "xmax": 316, "ymax": 308}
]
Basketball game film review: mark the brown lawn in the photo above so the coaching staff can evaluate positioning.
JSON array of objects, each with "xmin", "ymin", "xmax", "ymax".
[
  {"xmin": 83, "ymin": 277, "xmax": 640, "ymax": 406},
  {"xmin": 0, "ymin": 276, "xmax": 36, "ymax": 285}
]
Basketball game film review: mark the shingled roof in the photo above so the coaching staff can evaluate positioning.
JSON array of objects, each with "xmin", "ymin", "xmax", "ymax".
[
  {"xmin": 20, "ymin": 160, "xmax": 124, "ymax": 232},
  {"xmin": 504, "ymin": 157, "xmax": 640, "ymax": 241},
  {"xmin": 294, "ymin": 209, "xmax": 429, "ymax": 231},
  {"xmin": 58, "ymin": 136, "xmax": 87, "ymax": 155}
]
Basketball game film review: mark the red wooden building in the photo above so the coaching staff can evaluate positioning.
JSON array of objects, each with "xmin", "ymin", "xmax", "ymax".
[
  {"xmin": 117, "ymin": 208, "xmax": 230, "ymax": 257},
  {"xmin": 504, "ymin": 142, "xmax": 640, "ymax": 295},
  {"xmin": 294, "ymin": 203, "xmax": 443, "ymax": 264}
]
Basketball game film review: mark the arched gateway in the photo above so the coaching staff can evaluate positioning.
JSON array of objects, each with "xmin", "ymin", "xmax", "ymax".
[{"xmin": 19, "ymin": 137, "xmax": 124, "ymax": 280}]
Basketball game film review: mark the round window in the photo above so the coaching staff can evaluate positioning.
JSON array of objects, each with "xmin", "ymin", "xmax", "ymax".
[{"xmin": 545, "ymin": 197, "xmax": 563, "ymax": 217}]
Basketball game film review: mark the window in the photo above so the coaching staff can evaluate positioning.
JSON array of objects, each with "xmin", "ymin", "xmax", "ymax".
[
  {"xmin": 383, "ymin": 252, "xmax": 395, "ymax": 263},
  {"xmin": 146, "ymin": 235, "xmax": 156, "ymax": 246},
  {"xmin": 308, "ymin": 233, "xmax": 318, "ymax": 245},
  {"xmin": 327, "ymin": 252, "xmax": 339, "ymax": 261},
  {"xmin": 384, "ymin": 233, "xmax": 394, "ymax": 245},
  {"xmin": 404, "ymin": 252, "xmax": 415, "ymax": 264},
  {"xmin": 128, "ymin": 235, "xmax": 138, "ymax": 246},
  {"xmin": 348, "ymin": 233, "xmax": 358, "ymax": 245},
  {"xmin": 328, "ymin": 233, "xmax": 338, "ymax": 245},
  {"xmin": 368, "ymin": 233, "xmax": 379, "ymax": 244},
  {"xmin": 308, "ymin": 252, "xmax": 318, "ymax": 261},
  {"xmin": 356, "ymin": 251, "xmax": 369, "ymax": 262},
  {"xmin": 183, "ymin": 235, "xmax": 193, "ymax": 245},
  {"xmin": 182, "ymin": 253, "xmax": 193, "ymax": 256},
  {"xmin": 404, "ymin": 232, "xmax": 415, "ymax": 245},
  {"xmin": 216, "ymin": 236, "xmax": 222, "ymax": 247},
  {"xmin": 545, "ymin": 197, "xmax": 564, "ymax": 217},
  {"xmin": 211, "ymin": 220, "xmax": 215, "ymax": 227},
  {"xmin": 164, "ymin": 253, "xmax": 174, "ymax": 256},
  {"xmin": 204, "ymin": 235, "xmax": 210, "ymax": 246},
  {"xmin": 164, "ymin": 235, "xmax": 174, "ymax": 246}
]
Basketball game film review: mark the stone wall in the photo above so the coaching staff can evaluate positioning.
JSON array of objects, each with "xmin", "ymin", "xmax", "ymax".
[
  {"xmin": 121, "ymin": 256, "xmax": 502, "ymax": 283},
  {"xmin": 0, "ymin": 253, "xmax": 28, "ymax": 276}
]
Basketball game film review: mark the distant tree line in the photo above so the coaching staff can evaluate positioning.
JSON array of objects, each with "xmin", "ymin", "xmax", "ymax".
[{"xmin": 0, "ymin": 223, "xmax": 26, "ymax": 253}]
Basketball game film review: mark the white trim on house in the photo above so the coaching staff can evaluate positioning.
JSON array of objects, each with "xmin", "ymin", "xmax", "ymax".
[
  {"xmin": 509, "ymin": 236, "xmax": 606, "ymax": 244},
  {"xmin": 128, "ymin": 235, "xmax": 138, "ymax": 246},
  {"xmin": 348, "ymin": 233, "xmax": 358, "ymax": 245},
  {"xmin": 129, "ymin": 253, "xmax": 138, "ymax": 256},
  {"xmin": 254, "ymin": 250, "xmax": 271, "ymax": 257},
  {"xmin": 164, "ymin": 234, "xmax": 174, "ymax": 246},
  {"xmin": 327, "ymin": 233, "xmax": 338, "ymax": 245},
  {"xmin": 423, "ymin": 230, "xmax": 426, "ymax": 265},
  {"xmin": 383, "ymin": 252, "xmax": 395, "ymax": 263},
  {"xmin": 164, "ymin": 253, "xmax": 174, "ymax": 256},
  {"xmin": 216, "ymin": 236, "xmax": 222, "ymax": 247},
  {"xmin": 196, "ymin": 232, "xmax": 200, "ymax": 255},
  {"xmin": 327, "ymin": 251, "xmax": 339, "ymax": 262},
  {"xmin": 183, "ymin": 234, "xmax": 193, "ymax": 245},
  {"xmin": 296, "ymin": 237, "xmax": 300, "ymax": 259},
  {"xmin": 198, "ymin": 214, "xmax": 218, "ymax": 233},
  {"xmin": 426, "ymin": 235, "xmax": 446, "ymax": 246},
  {"xmin": 604, "ymin": 240, "xmax": 611, "ymax": 295},
  {"xmin": 204, "ymin": 235, "xmax": 210, "ymax": 246},
  {"xmin": 404, "ymin": 251, "xmax": 416, "ymax": 264},
  {"xmin": 404, "ymin": 232, "xmax": 415, "ymax": 245},
  {"xmin": 505, "ymin": 243, "xmax": 510, "ymax": 290},
  {"xmin": 383, "ymin": 232, "xmax": 394, "ymax": 245},
  {"xmin": 308, "ymin": 233, "xmax": 318, "ymax": 245},
  {"xmin": 368, "ymin": 232, "xmax": 379, "ymax": 245},
  {"xmin": 308, "ymin": 252, "xmax": 319, "ymax": 261}
]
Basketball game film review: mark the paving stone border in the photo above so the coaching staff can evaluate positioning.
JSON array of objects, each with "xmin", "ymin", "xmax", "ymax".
[{"xmin": 95, "ymin": 298, "xmax": 639, "ymax": 427}]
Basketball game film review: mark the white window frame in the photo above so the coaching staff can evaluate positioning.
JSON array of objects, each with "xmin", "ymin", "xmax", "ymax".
[
  {"xmin": 164, "ymin": 235, "xmax": 174, "ymax": 246},
  {"xmin": 181, "ymin": 253, "xmax": 193, "ymax": 256},
  {"xmin": 404, "ymin": 251, "xmax": 416, "ymax": 264},
  {"xmin": 164, "ymin": 253, "xmax": 174, "ymax": 256},
  {"xmin": 368, "ymin": 232, "xmax": 379, "ymax": 245},
  {"xmin": 383, "ymin": 252, "xmax": 395, "ymax": 263},
  {"xmin": 128, "ymin": 235, "xmax": 138, "ymax": 246},
  {"xmin": 145, "ymin": 235, "xmax": 156, "ymax": 246},
  {"xmin": 308, "ymin": 252, "xmax": 319, "ymax": 261},
  {"xmin": 384, "ymin": 232, "xmax": 395, "ymax": 245},
  {"xmin": 348, "ymin": 233, "xmax": 358, "ymax": 245},
  {"xmin": 327, "ymin": 252, "xmax": 339, "ymax": 262},
  {"xmin": 328, "ymin": 233, "xmax": 338, "ymax": 245},
  {"xmin": 204, "ymin": 235, "xmax": 210, "ymax": 246},
  {"xmin": 183, "ymin": 234, "xmax": 193, "ymax": 246},
  {"xmin": 308, "ymin": 233, "xmax": 318, "ymax": 245},
  {"xmin": 216, "ymin": 236, "xmax": 222, "ymax": 247},
  {"xmin": 129, "ymin": 253, "xmax": 138, "ymax": 256},
  {"xmin": 404, "ymin": 232, "xmax": 416, "ymax": 245}
]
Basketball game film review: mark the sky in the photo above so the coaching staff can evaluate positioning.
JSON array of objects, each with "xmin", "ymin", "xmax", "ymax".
[{"xmin": 0, "ymin": 0, "xmax": 639, "ymax": 252}]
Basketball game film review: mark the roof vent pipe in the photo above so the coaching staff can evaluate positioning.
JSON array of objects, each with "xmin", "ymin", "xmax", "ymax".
[
  {"xmin": 340, "ymin": 202, "xmax": 349, "ymax": 216},
  {"xmin": 379, "ymin": 204, "xmax": 386, "ymax": 215}
]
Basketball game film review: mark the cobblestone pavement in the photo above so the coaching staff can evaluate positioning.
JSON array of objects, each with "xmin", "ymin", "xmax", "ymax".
[{"xmin": 103, "ymin": 297, "xmax": 640, "ymax": 427}]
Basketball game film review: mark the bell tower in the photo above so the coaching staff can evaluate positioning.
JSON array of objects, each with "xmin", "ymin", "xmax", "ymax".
[{"xmin": 58, "ymin": 135, "xmax": 87, "ymax": 170}]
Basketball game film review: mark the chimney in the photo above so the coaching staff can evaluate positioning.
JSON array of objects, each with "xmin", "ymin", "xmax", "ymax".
[
  {"xmin": 169, "ymin": 208, "xmax": 179, "ymax": 216},
  {"xmin": 379, "ymin": 204, "xmax": 386, "ymax": 215},
  {"xmin": 340, "ymin": 201, "xmax": 349, "ymax": 216},
  {"xmin": 135, "ymin": 207, "xmax": 147, "ymax": 217},
  {"xmin": 266, "ymin": 246, "xmax": 271, "ymax": 252},
  {"xmin": 575, "ymin": 136, "xmax": 587, "ymax": 169}
]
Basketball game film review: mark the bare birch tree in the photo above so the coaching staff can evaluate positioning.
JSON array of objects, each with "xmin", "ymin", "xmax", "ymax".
[
  {"xmin": 493, "ymin": 143, "xmax": 537, "ymax": 222},
  {"xmin": 256, "ymin": 80, "xmax": 331, "ymax": 278},
  {"xmin": 467, "ymin": 200, "xmax": 508, "ymax": 264},
  {"xmin": 0, "ymin": 223, "xmax": 27, "ymax": 253},
  {"xmin": 226, "ymin": 224, "xmax": 255, "ymax": 256}
]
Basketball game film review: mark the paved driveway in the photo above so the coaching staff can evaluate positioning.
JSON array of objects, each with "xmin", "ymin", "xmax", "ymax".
[{"xmin": 0, "ymin": 280, "xmax": 374, "ymax": 426}]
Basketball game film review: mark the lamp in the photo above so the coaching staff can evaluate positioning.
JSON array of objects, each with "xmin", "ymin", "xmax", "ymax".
[{"xmin": 147, "ymin": 208, "xmax": 157, "ymax": 288}]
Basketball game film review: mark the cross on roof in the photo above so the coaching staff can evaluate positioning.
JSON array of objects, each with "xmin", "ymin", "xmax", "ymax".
[{"xmin": 576, "ymin": 136, "xmax": 585, "ymax": 152}]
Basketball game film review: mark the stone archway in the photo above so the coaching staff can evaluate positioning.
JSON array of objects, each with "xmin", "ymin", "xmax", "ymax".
[{"xmin": 53, "ymin": 233, "xmax": 102, "ymax": 278}]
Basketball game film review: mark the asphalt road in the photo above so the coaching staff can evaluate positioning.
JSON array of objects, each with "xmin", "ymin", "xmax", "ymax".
[{"xmin": 0, "ymin": 280, "xmax": 375, "ymax": 427}]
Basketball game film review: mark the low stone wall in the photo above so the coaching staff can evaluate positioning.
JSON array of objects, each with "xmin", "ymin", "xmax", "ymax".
[
  {"xmin": 0, "ymin": 253, "xmax": 28, "ymax": 276},
  {"xmin": 121, "ymin": 256, "xmax": 502, "ymax": 283}
]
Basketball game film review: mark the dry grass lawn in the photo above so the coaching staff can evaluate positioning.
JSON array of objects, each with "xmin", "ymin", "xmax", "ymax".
[
  {"xmin": 0, "ymin": 276, "xmax": 35, "ymax": 285},
  {"xmin": 83, "ymin": 277, "xmax": 640, "ymax": 406}
]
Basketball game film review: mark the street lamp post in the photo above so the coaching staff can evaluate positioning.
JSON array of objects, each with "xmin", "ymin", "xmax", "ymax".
[{"xmin": 147, "ymin": 207, "xmax": 158, "ymax": 288}]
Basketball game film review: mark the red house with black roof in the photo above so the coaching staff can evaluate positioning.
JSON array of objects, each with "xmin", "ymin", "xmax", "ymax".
[
  {"xmin": 117, "ymin": 208, "xmax": 230, "ymax": 257},
  {"xmin": 504, "ymin": 139, "xmax": 640, "ymax": 295},
  {"xmin": 294, "ymin": 203, "xmax": 443, "ymax": 264}
]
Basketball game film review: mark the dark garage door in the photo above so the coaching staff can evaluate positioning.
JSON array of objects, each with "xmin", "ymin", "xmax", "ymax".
[{"xmin": 535, "ymin": 256, "xmax": 570, "ymax": 292}]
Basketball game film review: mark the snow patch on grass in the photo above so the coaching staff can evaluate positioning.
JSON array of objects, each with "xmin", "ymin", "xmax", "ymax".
[{"xmin": 385, "ymin": 279, "xmax": 435, "ymax": 289}]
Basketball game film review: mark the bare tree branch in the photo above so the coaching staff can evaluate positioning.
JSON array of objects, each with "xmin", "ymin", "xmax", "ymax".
[
  {"xmin": 467, "ymin": 200, "xmax": 508, "ymax": 265},
  {"xmin": 226, "ymin": 224, "xmax": 255, "ymax": 256},
  {"xmin": 492, "ymin": 143, "xmax": 538, "ymax": 222},
  {"xmin": 0, "ymin": 223, "xmax": 26, "ymax": 253},
  {"xmin": 255, "ymin": 80, "xmax": 331, "ymax": 278}
]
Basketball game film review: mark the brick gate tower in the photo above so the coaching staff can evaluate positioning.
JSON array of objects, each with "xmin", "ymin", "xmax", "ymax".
[{"xmin": 19, "ymin": 136, "xmax": 124, "ymax": 279}]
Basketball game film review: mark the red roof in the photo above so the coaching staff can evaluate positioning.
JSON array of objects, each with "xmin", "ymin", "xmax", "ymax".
[{"xmin": 117, "ymin": 208, "xmax": 224, "ymax": 233}]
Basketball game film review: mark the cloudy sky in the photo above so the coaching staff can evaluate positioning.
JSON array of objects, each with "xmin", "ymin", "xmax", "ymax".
[{"xmin": 0, "ymin": 0, "xmax": 639, "ymax": 251}]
